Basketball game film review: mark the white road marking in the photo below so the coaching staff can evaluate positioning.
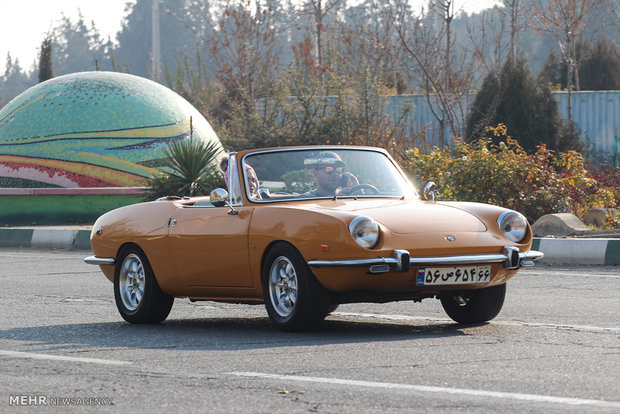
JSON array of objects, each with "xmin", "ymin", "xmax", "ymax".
[
  {"xmin": 496, "ymin": 320, "xmax": 620, "ymax": 333},
  {"xmin": 229, "ymin": 371, "xmax": 620, "ymax": 409},
  {"xmin": 529, "ymin": 270, "xmax": 620, "ymax": 279},
  {"xmin": 0, "ymin": 350, "xmax": 131, "ymax": 366},
  {"xmin": 331, "ymin": 311, "xmax": 620, "ymax": 333}
]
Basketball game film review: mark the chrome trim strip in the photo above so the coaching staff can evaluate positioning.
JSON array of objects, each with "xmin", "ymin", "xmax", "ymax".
[
  {"xmin": 308, "ymin": 249, "xmax": 544, "ymax": 270},
  {"xmin": 308, "ymin": 257, "xmax": 399, "ymax": 267},
  {"xmin": 84, "ymin": 256, "xmax": 115, "ymax": 266},
  {"xmin": 410, "ymin": 253, "xmax": 509, "ymax": 266},
  {"xmin": 519, "ymin": 250, "xmax": 545, "ymax": 261}
]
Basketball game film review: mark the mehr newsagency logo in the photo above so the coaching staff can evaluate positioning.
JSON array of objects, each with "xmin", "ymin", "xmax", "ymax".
[{"xmin": 9, "ymin": 395, "xmax": 113, "ymax": 407}]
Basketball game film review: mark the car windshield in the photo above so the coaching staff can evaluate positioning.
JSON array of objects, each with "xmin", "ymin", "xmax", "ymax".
[{"xmin": 241, "ymin": 148, "xmax": 416, "ymax": 202}]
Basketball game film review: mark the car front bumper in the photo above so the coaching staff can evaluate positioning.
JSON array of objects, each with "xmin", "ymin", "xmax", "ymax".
[
  {"xmin": 84, "ymin": 256, "xmax": 115, "ymax": 266},
  {"xmin": 308, "ymin": 246, "xmax": 544, "ymax": 274}
]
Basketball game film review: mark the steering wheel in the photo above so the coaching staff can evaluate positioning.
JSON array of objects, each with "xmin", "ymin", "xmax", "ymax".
[{"xmin": 348, "ymin": 184, "xmax": 380, "ymax": 195}]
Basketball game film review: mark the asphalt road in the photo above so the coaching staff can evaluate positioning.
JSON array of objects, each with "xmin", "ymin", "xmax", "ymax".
[{"xmin": 0, "ymin": 249, "xmax": 618, "ymax": 413}]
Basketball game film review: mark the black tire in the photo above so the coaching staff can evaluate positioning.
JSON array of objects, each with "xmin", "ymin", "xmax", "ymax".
[
  {"xmin": 327, "ymin": 304, "xmax": 339, "ymax": 314},
  {"xmin": 114, "ymin": 245, "xmax": 174, "ymax": 324},
  {"xmin": 262, "ymin": 242, "xmax": 330, "ymax": 331},
  {"xmin": 440, "ymin": 283, "xmax": 506, "ymax": 324}
]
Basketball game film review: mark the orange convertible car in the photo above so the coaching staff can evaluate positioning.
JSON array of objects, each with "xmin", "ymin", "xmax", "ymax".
[{"xmin": 85, "ymin": 146, "xmax": 543, "ymax": 331}]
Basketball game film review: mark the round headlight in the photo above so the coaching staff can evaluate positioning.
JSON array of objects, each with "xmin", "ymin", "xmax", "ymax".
[
  {"xmin": 498, "ymin": 211, "xmax": 528, "ymax": 243},
  {"xmin": 349, "ymin": 216, "xmax": 380, "ymax": 249}
]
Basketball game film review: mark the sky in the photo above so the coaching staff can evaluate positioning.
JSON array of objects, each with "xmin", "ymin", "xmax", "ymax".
[
  {"xmin": 0, "ymin": 0, "xmax": 133, "ymax": 73},
  {"xmin": 0, "ymin": 0, "xmax": 499, "ymax": 74}
]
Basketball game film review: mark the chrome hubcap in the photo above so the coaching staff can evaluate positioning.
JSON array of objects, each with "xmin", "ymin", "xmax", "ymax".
[
  {"xmin": 269, "ymin": 256, "xmax": 298, "ymax": 318},
  {"xmin": 119, "ymin": 253, "xmax": 145, "ymax": 311}
]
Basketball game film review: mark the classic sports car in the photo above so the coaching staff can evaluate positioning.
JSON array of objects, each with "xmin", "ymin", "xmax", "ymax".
[{"xmin": 85, "ymin": 146, "xmax": 543, "ymax": 331}]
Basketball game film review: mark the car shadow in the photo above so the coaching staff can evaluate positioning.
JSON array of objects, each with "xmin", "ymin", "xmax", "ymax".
[{"xmin": 0, "ymin": 316, "xmax": 485, "ymax": 352}]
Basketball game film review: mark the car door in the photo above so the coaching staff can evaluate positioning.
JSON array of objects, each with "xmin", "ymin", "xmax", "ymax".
[{"xmin": 168, "ymin": 204, "xmax": 254, "ymax": 289}]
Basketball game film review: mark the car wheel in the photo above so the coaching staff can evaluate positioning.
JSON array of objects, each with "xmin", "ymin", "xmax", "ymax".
[
  {"xmin": 440, "ymin": 283, "xmax": 506, "ymax": 324},
  {"xmin": 114, "ymin": 245, "xmax": 174, "ymax": 324},
  {"xmin": 262, "ymin": 242, "xmax": 330, "ymax": 331},
  {"xmin": 327, "ymin": 304, "xmax": 339, "ymax": 314}
]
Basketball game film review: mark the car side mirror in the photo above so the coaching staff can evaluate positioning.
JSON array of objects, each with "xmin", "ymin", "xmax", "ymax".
[
  {"xmin": 423, "ymin": 181, "xmax": 438, "ymax": 202},
  {"xmin": 210, "ymin": 188, "xmax": 229, "ymax": 207},
  {"xmin": 210, "ymin": 188, "xmax": 238, "ymax": 215}
]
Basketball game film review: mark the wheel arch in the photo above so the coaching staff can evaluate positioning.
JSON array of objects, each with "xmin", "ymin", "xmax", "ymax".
[
  {"xmin": 259, "ymin": 240, "xmax": 301, "ymax": 284},
  {"xmin": 114, "ymin": 242, "xmax": 164, "ymax": 288}
]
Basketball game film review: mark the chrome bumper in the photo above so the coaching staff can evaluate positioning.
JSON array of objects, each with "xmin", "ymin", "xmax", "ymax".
[
  {"xmin": 307, "ymin": 247, "xmax": 544, "ymax": 274},
  {"xmin": 84, "ymin": 256, "xmax": 115, "ymax": 266}
]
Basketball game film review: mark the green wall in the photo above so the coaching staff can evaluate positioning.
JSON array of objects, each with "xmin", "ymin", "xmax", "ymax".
[{"xmin": 0, "ymin": 193, "xmax": 144, "ymax": 225}]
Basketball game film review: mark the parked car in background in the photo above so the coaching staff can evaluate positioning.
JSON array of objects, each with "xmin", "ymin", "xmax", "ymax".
[{"xmin": 85, "ymin": 146, "xmax": 543, "ymax": 331}]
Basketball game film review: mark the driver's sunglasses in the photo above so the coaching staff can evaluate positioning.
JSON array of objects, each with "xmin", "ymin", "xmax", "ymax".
[{"xmin": 320, "ymin": 165, "xmax": 344, "ymax": 175}]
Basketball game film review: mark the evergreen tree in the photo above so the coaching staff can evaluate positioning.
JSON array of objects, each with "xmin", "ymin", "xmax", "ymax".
[
  {"xmin": 52, "ymin": 12, "xmax": 108, "ymax": 75},
  {"xmin": 538, "ymin": 38, "xmax": 620, "ymax": 91},
  {"xmin": 538, "ymin": 51, "xmax": 561, "ymax": 88},
  {"xmin": 38, "ymin": 34, "xmax": 54, "ymax": 82},
  {"xmin": 579, "ymin": 38, "xmax": 620, "ymax": 90},
  {"xmin": 0, "ymin": 54, "xmax": 33, "ymax": 103},
  {"xmin": 114, "ymin": 0, "xmax": 205, "ymax": 79},
  {"xmin": 466, "ymin": 56, "xmax": 569, "ymax": 152}
]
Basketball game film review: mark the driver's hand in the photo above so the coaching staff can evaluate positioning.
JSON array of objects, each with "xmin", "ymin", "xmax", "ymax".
[{"xmin": 340, "ymin": 172, "xmax": 359, "ymax": 188}]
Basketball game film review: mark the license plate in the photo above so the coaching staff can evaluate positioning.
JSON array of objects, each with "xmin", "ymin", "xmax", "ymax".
[{"xmin": 416, "ymin": 265, "xmax": 491, "ymax": 286}]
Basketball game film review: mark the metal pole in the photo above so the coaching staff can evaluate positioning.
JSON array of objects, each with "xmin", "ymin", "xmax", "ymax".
[{"xmin": 152, "ymin": 0, "xmax": 160, "ymax": 81}]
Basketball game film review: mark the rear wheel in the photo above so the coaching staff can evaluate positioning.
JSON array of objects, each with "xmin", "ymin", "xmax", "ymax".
[
  {"xmin": 114, "ymin": 245, "xmax": 173, "ymax": 324},
  {"xmin": 262, "ymin": 242, "xmax": 330, "ymax": 331},
  {"xmin": 440, "ymin": 284, "xmax": 506, "ymax": 324}
]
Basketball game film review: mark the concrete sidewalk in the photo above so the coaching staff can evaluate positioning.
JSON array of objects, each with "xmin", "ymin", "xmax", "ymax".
[{"xmin": 1, "ymin": 226, "xmax": 619, "ymax": 265}]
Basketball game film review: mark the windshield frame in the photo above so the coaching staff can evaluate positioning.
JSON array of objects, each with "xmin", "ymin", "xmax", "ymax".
[{"xmin": 240, "ymin": 146, "xmax": 418, "ymax": 204}]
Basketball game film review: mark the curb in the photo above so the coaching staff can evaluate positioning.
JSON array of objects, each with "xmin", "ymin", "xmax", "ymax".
[
  {"xmin": 0, "ymin": 228, "xmax": 92, "ymax": 250},
  {"xmin": 531, "ymin": 238, "xmax": 619, "ymax": 265},
  {"xmin": 0, "ymin": 227, "xmax": 618, "ymax": 265}
]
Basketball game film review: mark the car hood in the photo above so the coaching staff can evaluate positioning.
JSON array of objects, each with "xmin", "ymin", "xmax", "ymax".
[{"xmin": 294, "ymin": 199, "xmax": 488, "ymax": 234}]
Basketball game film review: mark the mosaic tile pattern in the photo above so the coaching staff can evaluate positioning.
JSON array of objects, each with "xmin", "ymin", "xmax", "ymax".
[{"xmin": 0, "ymin": 72, "xmax": 220, "ymax": 187}]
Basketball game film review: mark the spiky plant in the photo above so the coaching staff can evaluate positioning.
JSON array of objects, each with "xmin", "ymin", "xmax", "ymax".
[{"xmin": 146, "ymin": 138, "xmax": 224, "ymax": 200}]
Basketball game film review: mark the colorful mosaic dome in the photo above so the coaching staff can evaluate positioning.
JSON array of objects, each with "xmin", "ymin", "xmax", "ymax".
[{"xmin": 0, "ymin": 71, "xmax": 221, "ymax": 188}]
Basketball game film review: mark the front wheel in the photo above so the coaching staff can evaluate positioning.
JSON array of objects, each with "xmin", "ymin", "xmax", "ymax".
[
  {"xmin": 440, "ymin": 284, "xmax": 506, "ymax": 324},
  {"xmin": 262, "ymin": 242, "xmax": 330, "ymax": 331},
  {"xmin": 114, "ymin": 245, "xmax": 174, "ymax": 324}
]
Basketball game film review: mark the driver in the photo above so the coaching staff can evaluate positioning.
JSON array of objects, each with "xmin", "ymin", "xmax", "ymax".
[{"xmin": 305, "ymin": 151, "xmax": 358, "ymax": 197}]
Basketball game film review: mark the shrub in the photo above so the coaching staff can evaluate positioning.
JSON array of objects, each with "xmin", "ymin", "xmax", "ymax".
[
  {"xmin": 400, "ymin": 124, "xmax": 619, "ymax": 225},
  {"xmin": 146, "ymin": 138, "xmax": 225, "ymax": 200},
  {"xmin": 585, "ymin": 163, "xmax": 620, "ymax": 228}
]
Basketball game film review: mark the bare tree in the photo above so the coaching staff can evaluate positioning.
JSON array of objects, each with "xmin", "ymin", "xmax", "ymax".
[
  {"xmin": 302, "ymin": 0, "xmax": 343, "ymax": 70},
  {"xmin": 527, "ymin": 0, "xmax": 600, "ymax": 126},
  {"xmin": 209, "ymin": 0, "xmax": 280, "ymax": 103},
  {"xmin": 501, "ymin": 0, "xmax": 524, "ymax": 60},
  {"xmin": 336, "ymin": 0, "xmax": 404, "ymax": 92},
  {"xmin": 466, "ymin": 8, "xmax": 508, "ymax": 75},
  {"xmin": 388, "ymin": 0, "xmax": 474, "ymax": 147}
]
